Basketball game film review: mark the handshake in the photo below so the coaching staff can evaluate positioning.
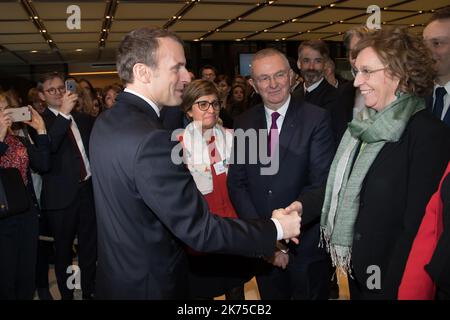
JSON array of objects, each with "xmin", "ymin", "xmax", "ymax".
[{"xmin": 271, "ymin": 201, "xmax": 302, "ymax": 244}]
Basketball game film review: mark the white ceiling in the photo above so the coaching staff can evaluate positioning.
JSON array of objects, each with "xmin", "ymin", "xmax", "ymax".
[{"xmin": 0, "ymin": 0, "xmax": 448, "ymax": 67}]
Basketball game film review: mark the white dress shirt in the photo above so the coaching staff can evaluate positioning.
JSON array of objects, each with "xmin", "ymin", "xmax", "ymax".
[
  {"xmin": 264, "ymin": 95, "xmax": 290, "ymax": 135},
  {"xmin": 48, "ymin": 107, "xmax": 92, "ymax": 180}
]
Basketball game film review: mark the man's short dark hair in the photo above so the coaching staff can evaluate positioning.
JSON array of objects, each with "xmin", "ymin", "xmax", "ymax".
[
  {"xmin": 200, "ymin": 65, "xmax": 218, "ymax": 76},
  {"xmin": 428, "ymin": 5, "xmax": 450, "ymax": 24},
  {"xmin": 298, "ymin": 40, "xmax": 330, "ymax": 60},
  {"xmin": 36, "ymin": 72, "xmax": 64, "ymax": 92},
  {"xmin": 116, "ymin": 27, "xmax": 183, "ymax": 84}
]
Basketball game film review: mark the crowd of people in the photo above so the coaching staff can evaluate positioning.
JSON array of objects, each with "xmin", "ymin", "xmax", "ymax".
[{"xmin": 0, "ymin": 5, "xmax": 449, "ymax": 300}]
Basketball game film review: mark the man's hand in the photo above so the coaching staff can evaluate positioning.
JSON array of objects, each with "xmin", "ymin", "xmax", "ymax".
[
  {"xmin": 59, "ymin": 91, "xmax": 78, "ymax": 115},
  {"xmin": 0, "ymin": 109, "xmax": 12, "ymax": 142},
  {"xmin": 266, "ymin": 249, "xmax": 289, "ymax": 269},
  {"xmin": 272, "ymin": 201, "xmax": 302, "ymax": 244}
]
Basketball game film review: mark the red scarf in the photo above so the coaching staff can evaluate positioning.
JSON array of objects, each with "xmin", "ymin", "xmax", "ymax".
[{"xmin": 0, "ymin": 135, "xmax": 29, "ymax": 185}]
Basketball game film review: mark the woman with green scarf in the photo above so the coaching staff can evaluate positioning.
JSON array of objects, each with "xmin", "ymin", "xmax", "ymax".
[{"xmin": 301, "ymin": 27, "xmax": 450, "ymax": 299}]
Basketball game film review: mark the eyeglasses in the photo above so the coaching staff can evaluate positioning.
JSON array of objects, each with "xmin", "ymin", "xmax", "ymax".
[
  {"xmin": 254, "ymin": 70, "xmax": 289, "ymax": 86},
  {"xmin": 194, "ymin": 100, "xmax": 222, "ymax": 111},
  {"xmin": 351, "ymin": 67, "xmax": 386, "ymax": 80},
  {"xmin": 44, "ymin": 86, "xmax": 66, "ymax": 95}
]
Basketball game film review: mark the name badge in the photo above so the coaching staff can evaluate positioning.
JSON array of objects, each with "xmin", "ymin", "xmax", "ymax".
[{"xmin": 213, "ymin": 161, "xmax": 226, "ymax": 175}]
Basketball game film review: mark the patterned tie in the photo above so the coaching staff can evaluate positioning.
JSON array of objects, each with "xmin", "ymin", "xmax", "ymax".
[
  {"xmin": 433, "ymin": 87, "xmax": 447, "ymax": 121},
  {"xmin": 268, "ymin": 112, "xmax": 280, "ymax": 157}
]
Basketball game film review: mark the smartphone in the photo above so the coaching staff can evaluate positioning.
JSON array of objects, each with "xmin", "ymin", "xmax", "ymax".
[
  {"xmin": 65, "ymin": 79, "xmax": 77, "ymax": 93},
  {"xmin": 8, "ymin": 107, "xmax": 32, "ymax": 122}
]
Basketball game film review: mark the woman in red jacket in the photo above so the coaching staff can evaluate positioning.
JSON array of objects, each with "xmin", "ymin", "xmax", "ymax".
[{"xmin": 399, "ymin": 162, "xmax": 450, "ymax": 299}]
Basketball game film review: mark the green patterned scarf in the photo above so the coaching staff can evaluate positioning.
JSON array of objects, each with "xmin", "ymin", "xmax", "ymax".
[{"xmin": 320, "ymin": 94, "xmax": 425, "ymax": 275}]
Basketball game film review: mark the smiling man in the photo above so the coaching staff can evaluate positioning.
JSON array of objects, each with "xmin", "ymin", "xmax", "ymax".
[
  {"xmin": 89, "ymin": 28, "xmax": 302, "ymax": 299},
  {"xmin": 227, "ymin": 48, "xmax": 335, "ymax": 300}
]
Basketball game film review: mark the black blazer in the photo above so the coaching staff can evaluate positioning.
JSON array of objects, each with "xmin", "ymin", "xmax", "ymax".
[
  {"xmin": 89, "ymin": 92, "xmax": 278, "ymax": 299},
  {"xmin": 300, "ymin": 110, "xmax": 450, "ymax": 299},
  {"xmin": 294, "ymin": 79, "xmax": 346, "ymax": 143},
  {"xmin": 227, "ymin": 95, "xmax": 335, "ymax": 260},
  {"xmin": 40, "ymin": 108, "xmax": 95, "ymax": 210}
]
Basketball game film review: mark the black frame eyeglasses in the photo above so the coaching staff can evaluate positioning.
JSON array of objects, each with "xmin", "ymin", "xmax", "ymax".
[
  {"xmin": 44, "ymin": 86, "xmax": 66, "ymax": 95},
  {"xmin": 194, "ymin": 100, "xmax": 222, "ymax": 111}
]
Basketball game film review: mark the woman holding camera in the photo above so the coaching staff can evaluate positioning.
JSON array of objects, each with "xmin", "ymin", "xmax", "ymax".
[{"xmin": 0, "ymin": 92, "xmax": 50, "ymax": 299}]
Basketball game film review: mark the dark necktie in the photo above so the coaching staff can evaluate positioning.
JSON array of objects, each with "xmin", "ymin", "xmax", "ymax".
[
  {"xmin": 67, "ymin": 122, "xmax": 87, "ymax": 181},
  {"xmin": 433, "ymin": 87, "xmax": 447, "ymax": 121},
  {"xmin": 268, "ymin": 112, "xmax": 280, "ymax": 157}
]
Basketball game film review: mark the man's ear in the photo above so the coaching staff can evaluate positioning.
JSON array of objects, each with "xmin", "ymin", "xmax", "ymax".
[
  {"xmin": 248, "ymin": 78, "xmax": 259, "ymax": 94},
  {"xmin": 297, "ymin": 59, "xmax": 302, "ymax": 72},
  {"xmin": 38, "ymin": 91, "xmax": 46, "ymax": 102},
  {"xmin": 133, "ymin": 63, "xmax": 152, "ymax": 84}
]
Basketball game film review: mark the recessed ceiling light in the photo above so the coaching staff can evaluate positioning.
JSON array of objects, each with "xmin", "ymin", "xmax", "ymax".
[
  {"xmin": 102, "ymin": 29, "xmax": 107, "ymax": 32},
  {"xmin": 317, "ymin": 6, "xmax": 322, "ymax": 9},
  {"xmin": 330, "ymin": 3, "xmax": 335, "ymax": 7},
  {"xmin": 48, "ymin": 39, "xmax": 52, "ymax": 42},
  {"xmin": 291, "ymin": 19, "xmax": 297, "ymax": 22},
  {"xmin": 42, "ymin": 29, "xmax": 46, "ymax": 33},
  {"xmin": 268, "ymin": 0, "xmax": 275, "ymax": 4},
  {"xmin": 75, "ymin": 48, "xmax": 83, "ymax": 52},
  {"xmin": 30, "ymin": 50, "xmax": 38, "ymax": 53},
  {"xmin": 106, "ymin": 16, "xmax": 110, "ymax": 19},
  {"xmin": 33, "ymin": 16, "xmax": 38, "ymax": 19}
]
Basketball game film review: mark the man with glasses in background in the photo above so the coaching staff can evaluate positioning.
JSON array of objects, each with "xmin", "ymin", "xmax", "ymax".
[
  {"xmin": 228, "ymin": 48, "xmax": 335, "ymax": 300},
  {"xmin": 38, "ymin": 72, "xmax": 97, "ymax": 300}
]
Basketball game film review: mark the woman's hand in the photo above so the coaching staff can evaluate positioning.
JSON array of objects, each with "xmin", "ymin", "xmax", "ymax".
[
  {"xmin": 0, "ymin": 109, "xmax": 12, "ymax": 141},
  {"xmin": 24, "ymin": 106, "xmax": 46, "ymax": 134}
]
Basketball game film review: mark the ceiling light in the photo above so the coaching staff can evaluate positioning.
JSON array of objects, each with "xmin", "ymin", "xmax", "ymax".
[
  {"xmin": 384, "ymin": 7, "xmax": 388, "ymax": 10},
  {"xmin": 178, "ymin": 16, "xmax": 182, "ymax": 19},
  {"xmin": 317, "ymin": 6, "xmax": 322, "ymax": 9},
  {"xmin": 419, "ymin": 10, "xmax": 423, "ymax": 13},
  {"xmin": 106, "ymin": 15, "xmax": 110, "ymax": 19},
  {"xmin": 281, "ymin": 20, "xmax": 285, "ymax": 23},
  {"xmin": 172, "ymin": 16, "xmax": 177, "ymax": 19},
  {"xmin": 410, "ymin": 24, "xmax": 415, "ymax": 27},
  {"xmin": 238, "ymin": 17, "xmax": 242, "ymax": 20},
  {"xmin": 30, "ymin": 50, "xmax": 38, "ymax": 53},
  {"xmin": 242, "ymin": 38, "xmax": 246, "ymax": 40},
  {"xmin": 235, "ymin": 38, "xmax": 241, "ymax": 42},
  {"xmin": 291, "ymin": 19, "xmax": 297, "ymax": 22},
  {"xmin": 264, "ymin": 29, "xmax": 268, "ymax": 32},
  {"xmin": 101, "ymin": 38, "xmax": 104, "ymax": 41},
  {"xmin": 307, "ymin": 30, "xmax": 311, "ymax": 33},
  {"xmin": 48, "ymin": 39, "xmax": 52, "ymax": 42},
  {"xmin": 33, "ymin": 16, "xmax": 38, "ymax": 19},
  {"xmin": 281, "ymin": 37, "xmax": 286, "ymax": 40},
  {"xmin": 200, "ymin": 37, "xmax": 204, "ymax": 40},
  {"xmin": 275, "ymin": 39, "xmax": 280, "ymax": 41},
  {"xmin": 330, "ymin": 3, "xmax": 335, "ymax": 7},
  {"xmin": 329, "ymin": 21, "xmax": 333, "ymax": 24},
  {"xmin": 269, "ymin": 0, "xmax": 275, "ymax": 4},
  {"xmin": 194, "ymin": 38, "xmax": 199, "ymax": 41},
  {"xmin": 215, "ymin": 28, "xmax": 220, "ymax": 32},
  {"xmin": 42, "ymin": 29, "xmax": 46, "ymax": 33},
  {"xmin": 103, "ymin": 29, "xmax": 107, "ymax": 32},
  {"xmin": 340, "ymin": 20, "xmax": 344, "ymax": 23},
  {"xmin": 75, "ymin": 48, "xmax": 83, "ymax": 52}
]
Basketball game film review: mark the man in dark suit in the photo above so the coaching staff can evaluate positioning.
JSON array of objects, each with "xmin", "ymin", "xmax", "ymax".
[
  {"xmin": 227, "ymin": 48, "xmax": 335, "ymax": 299},
  {"xmin": 423, "ymin": 6, "xmax": 450, "ymax": 127},
  {"xmin": 37, "ymin": 73, "xmax": 97, "ymax": 300},
  {"xmin": 295, "ymin": 40, "xmax": 343, "ymax": 142},
  {"xmin": 89, "ymin": 28, "xmax": 301, "ymax": 300}
]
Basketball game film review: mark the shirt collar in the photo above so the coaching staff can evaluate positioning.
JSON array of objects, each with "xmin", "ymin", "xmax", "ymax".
[
  {"xmin": 434, "ymin": 81, "xmax": 450, "ymax": 95},
  {"xmin": 124, "ymin": 88, "xmax": 161, "ymax": 117},
  {"xmin": 304, "ymin": 77, "xmax": 324, "ymax": 93},
  {"xmin": 264, "ymin": 94, "xmax": 290, "ymax": 119}
]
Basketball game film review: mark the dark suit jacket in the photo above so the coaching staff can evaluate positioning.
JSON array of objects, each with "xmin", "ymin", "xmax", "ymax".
[
  {"xmin": 89, "ymin": 92, "xmax": 278, "ymax": 299},
  {"xmin": 227, "ymin": 95, "xmax": 335, "ymax": 261},
  {"xmin": 426, "ymin": 93, "xmax": 450, "ymax": 127},
  {"xmin": 293, "ymin": 79, "xmax": 346, "ymax": 143},
  {"xmin": 40, "ymin": 108, "xmax": 95, "ymax": 210},
  {"xmin": 300, "ymin": 110, "xmax": 450, "ymax": 299}
]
